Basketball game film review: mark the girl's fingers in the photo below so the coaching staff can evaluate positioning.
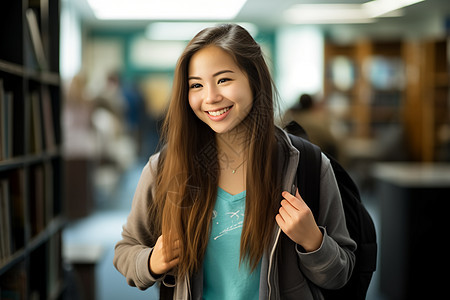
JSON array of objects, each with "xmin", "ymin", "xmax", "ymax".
[
  {"xmin": 275, "ymin": 213, "xmax": 285, "ymax": 228},
  {"xmin": 173, "ymin": 239, "xmax": 181, "ymax": 250},
  {"xmin": 282, "ymin": 190, "xmax": 305, "ymax": 210},
  {"xmin": 168, "ymin": 257, "xmax": 180, "ymax": 269},
  {"xmin": 171, "ymin": 247, "xmax": 181, "ymax": 260},
  {"xmin": 278, "ymin": 205, "xmax": 291, "ymax": 221},
  {"xmin": 280, "ymin": 199, "xmax": 296, "ymax": 217}
]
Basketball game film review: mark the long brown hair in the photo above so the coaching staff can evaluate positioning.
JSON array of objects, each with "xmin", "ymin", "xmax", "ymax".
[{"xmin": 150, "ymin": 24, "xmax": 280, "ymax": 277}]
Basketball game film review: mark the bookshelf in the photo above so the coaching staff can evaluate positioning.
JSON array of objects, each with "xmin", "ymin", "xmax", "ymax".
[
  {"xmin": 325, "ymin": 38, "xmax": 449, "ymax": 162},
  {"xmin": 324, "ymin": 40, "xmax": 405, "ymax": 138},
  {"xmin": 323, "ymin": 42, "xmax": 358, "ymax": 135},
  {"xmin": 403, "ymin": 38, "xmax": 450, "ymax": 161},
  {"xmin": 0, "ymin": 0, "xmax": 65, "ymax": 299}
]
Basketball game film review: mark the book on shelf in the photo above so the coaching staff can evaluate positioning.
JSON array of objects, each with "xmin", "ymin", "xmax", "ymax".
[
  {"xmin": 0, "ymin": 80, "xmax": 13, "ymax": 161},
  {"xmin": 29, "ymin": 89, "xmax": 57, "ymax": 154},
  {"xmin": 25, "ymin": 8, "xmax": 49, "ymax": 71},
  {"xmin": 44, "ymin": 162, "xmax": 54, "ymax": 225},
  {"xmin": 0, "ymin": 79, "xmax": 3, "ymax": 160},
  {"xmin": 48, "ymin": 232, "xmax": 62, "ymax": 298},
  {"xmin": 30, "ymin": 165, "xmax": 45, "ymax": 237},
  {"xmin": 10, "ymin": 171, "xmax": 25, "ymax": 252},
  {"xmin": 41, "ymin": 87, "xmax": 56, "ymax": 151},
  {"xmin": 0, "ymin": 179, "xmax": 12, "ymax": 264},
  {"xmin": 30, "ymin": 91, "xmax": 44, "ymax": 154}
]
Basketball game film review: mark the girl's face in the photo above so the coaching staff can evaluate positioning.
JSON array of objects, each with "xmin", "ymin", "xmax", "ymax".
[{"xmin": 188, "ymin": 46, "xmax": 253, "ymax": 134}]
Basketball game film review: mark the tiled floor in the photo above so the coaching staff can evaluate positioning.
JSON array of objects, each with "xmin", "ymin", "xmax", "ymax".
[{"xmin": 63, "ymin": 160, "xmax": 386, "ymax": 300}]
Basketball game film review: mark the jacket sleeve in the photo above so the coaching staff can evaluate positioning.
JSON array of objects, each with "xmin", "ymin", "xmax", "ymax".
[
  {"xmin": 113, "ymin": 154, "xmax": 162, "ymax": 290},
  {"xmin": 296, "ymin": 153, "xmax": 357, "ymax": 289}
]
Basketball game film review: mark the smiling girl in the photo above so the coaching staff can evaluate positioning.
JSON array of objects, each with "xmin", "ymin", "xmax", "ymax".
[{"xmin": 114, "ymin": 24, "xmax": 356, "ymax": 300}]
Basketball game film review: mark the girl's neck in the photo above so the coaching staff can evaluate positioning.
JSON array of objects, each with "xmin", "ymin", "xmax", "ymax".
[
  {"xmin": 215, "ymin": 126, "xmax": 248, "ymax": 195},
  {"xmin": 215, "ymin": 126, "xmax": 248, "ymax": 161}
]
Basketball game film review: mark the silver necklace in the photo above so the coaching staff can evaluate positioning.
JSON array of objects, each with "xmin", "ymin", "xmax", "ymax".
[{"xmin": 231, "ymin": 160, "xmax": 246, "ymax": 174}]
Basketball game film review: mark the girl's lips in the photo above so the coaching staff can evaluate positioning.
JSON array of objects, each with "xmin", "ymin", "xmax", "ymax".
[{"xmin": 206, "ymin": 105, "xmax": 233, "ymax": 121}]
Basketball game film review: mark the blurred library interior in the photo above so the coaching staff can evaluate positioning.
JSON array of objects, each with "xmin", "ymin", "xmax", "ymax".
[{"xmin": 1, "ymin": 0, "xmax": 450, "ymax": 299}]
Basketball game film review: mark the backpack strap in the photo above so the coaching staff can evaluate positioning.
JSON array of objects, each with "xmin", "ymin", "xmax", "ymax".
[{"xmin": 287, "ymin": 133, "xmax": 322, "ymax": 223}]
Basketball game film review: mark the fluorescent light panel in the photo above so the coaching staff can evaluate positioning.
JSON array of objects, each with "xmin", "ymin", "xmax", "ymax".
[
  {"xmin": 285, "ymin": 0, "xmax": 425, "ymax": 24},
  {"xmin": 363, "ymin": 0, "xmax": 424, "ymax": 18},
  {"xmin": 146, "ymin": 22, "xmax": 258, "ymax": 41},
  {"xmin": 87, "ymin": 0, "xmax": 247, "ymax": 20}
]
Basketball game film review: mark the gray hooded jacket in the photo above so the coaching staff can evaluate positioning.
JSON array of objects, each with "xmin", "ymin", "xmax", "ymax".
[{"xmin": 113, "ymin": 128, "xmax": 356, "ymax": 299}]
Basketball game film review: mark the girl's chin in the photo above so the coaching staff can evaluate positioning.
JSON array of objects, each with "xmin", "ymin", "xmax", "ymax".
[{"xmin": 210, "ymin": 121, "xmax": 247, "ymax": 136}]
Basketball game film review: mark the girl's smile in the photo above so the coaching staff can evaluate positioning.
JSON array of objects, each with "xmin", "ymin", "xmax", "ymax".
[{"xmin": 206, "ymin": 105, "xmax": 233, "ymax": 120}]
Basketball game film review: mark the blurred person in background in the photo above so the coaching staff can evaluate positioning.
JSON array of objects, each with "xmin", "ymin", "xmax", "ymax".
[
  {"xmin": 283, "ymin": 93, "xmax": 338, "ymax": 158},
  {"xmin": 63, "ymin": 72, "xmax": 98, "ymax": 158},
  {"xmin": 91, "ymin": 71, "xmax": 137, "ymax": 170}
]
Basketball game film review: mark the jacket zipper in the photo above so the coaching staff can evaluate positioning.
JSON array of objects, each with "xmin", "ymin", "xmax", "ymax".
[
  {"xmin": 268, "ymin": 131, "xmax": 299, "ymax": 299},
  {"xmin": 267, "ymin": 227, "xmax": 281, "ymax": 299}
]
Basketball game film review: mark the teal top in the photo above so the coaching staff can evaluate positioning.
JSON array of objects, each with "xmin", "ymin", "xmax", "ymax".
[{"xmin": 203, "ymin": 188, "xmax": 261, "ymax": 300}]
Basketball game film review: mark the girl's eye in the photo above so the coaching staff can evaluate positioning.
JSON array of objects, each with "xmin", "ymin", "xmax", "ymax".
[
  {"xmin": 218, "ymin": 78, "xmax": 231, "ymax": 84},
  {"xmin": 190, "ymin": 83, "xmax": 202, "ymax": 89}
]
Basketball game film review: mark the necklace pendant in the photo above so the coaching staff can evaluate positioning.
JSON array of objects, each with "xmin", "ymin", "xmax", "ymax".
[{"xmin": 232, "ymin": 169, "xmax": 236, "ymax": 174}]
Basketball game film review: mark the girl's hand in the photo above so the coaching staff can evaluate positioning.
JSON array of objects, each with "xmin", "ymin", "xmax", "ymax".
[
  {"xmin": 275, "ymin": 189, "xmax": 323, "ymax": 252},
  {"xmin": 149, "ymin": 235, "xmax": 180, "ymax": 276}
]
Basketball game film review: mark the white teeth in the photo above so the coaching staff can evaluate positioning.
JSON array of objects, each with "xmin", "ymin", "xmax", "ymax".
[{"xmin": 208, "ymin": 106, "xmax": 230, "ymax": 116}]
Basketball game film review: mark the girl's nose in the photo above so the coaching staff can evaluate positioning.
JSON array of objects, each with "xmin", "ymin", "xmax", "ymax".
[{"xmin": 205, "ymin": 85, "xmax": 223, "ymax": 103}]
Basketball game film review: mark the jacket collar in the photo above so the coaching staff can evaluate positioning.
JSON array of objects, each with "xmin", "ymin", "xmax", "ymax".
[
  {"xmin": 262, "ymin": 127, "xmax": 301, "ymax": 300},
  {"xmin": 275, "ymin": 126, "xmax": 300, "ymax": 194}
]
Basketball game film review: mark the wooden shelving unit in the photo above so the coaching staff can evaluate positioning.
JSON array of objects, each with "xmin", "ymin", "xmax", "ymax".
[
  {"xmin": 324, "ymin": 38, "xmax": 449, "ymax": 161},
  {"xmin": 0, "ymin": 0, "xmax": 65, "ymax": 299},
  {"xmin": 324, "ymin": 39, "xmax": 405, "ymax": 138},
  {"xmin": 403, "ymin": 38, "xmax": 450, "ymax": 161}
]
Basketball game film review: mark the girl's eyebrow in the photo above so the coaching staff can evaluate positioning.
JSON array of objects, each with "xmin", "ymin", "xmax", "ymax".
[
  {"xmin": 188, "ymin": 76, "xmax": 201, "ymax": 81},
  {"xmin": 213, "ymin": 70, "xmax": 234, "ymax": 77},
  {"xmin": 188, "ymin": 70, "xmax": 234, "ymax": 81}
]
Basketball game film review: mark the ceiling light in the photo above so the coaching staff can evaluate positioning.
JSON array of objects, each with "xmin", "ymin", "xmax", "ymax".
[
  {"xmin": 284, "ymin": 0, "xmax": 425, "ymax": 24},
  {"xmin": 284, "ymin": 4, "xmax": 375, "ymax": 24},
  {"xmin": 146, "ymin": 22, "xmax": 258, "ymax": 41},
  {"xmin": 364, "ymin": 0, "xmax": 424, "ymax": 18},
  {"xmin": 87, "ymin": 0, "xmax": 247, "ymax": 20}
]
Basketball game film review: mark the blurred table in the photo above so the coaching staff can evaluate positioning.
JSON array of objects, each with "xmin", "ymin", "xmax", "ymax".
[
  {"xmin": 64, "ymin": 243, "xmax": 104, "ymax": 300},
  {"xmin": 65, "ymin": 158, "xmax": 96, "ymax": 220},
  {"xmin": 373, "ymin": 163, "xmax": 450, "ymax": 300}
]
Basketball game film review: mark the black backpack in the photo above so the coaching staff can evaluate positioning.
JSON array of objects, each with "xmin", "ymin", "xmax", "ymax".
[{"xmin": 285, "ymin": 121, "xmax": 377, "ymax": 300}]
